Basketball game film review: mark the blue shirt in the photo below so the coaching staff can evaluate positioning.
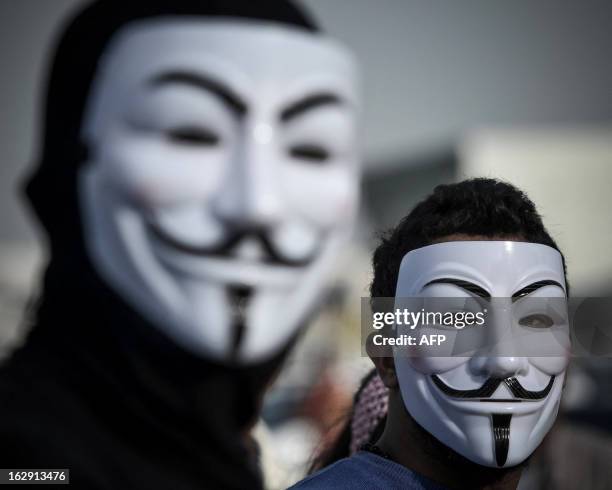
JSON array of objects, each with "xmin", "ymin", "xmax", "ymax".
[{"xmin": 289, "ymin": 451, "xmax": 448, "ymax": 489}]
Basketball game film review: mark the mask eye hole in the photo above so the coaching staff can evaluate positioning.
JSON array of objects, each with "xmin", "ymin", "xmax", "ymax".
[
  {"xmin": 289, "ymin": 144, "xmax": 330, "ymax": 163},
  {"xmin": 519, "ymin": 313, "xmax": 554, "ymax": 328},
  {"xmin": 166, "ymin": 126, "xmax": 220, "ymax": 146}
]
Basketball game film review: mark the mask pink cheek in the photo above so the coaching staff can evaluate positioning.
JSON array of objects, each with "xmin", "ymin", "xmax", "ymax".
[
  {"xmin": 529, "ymin": 355, "xmax": 570, "ymax": 375},
  {"xmin": 102, "ymin": 161, "xmax": 171, "ymax": 208},
  {"xmin": 98, "ymin": 151, "xmax": 212, "ymax": 208},
  {"xmin": 283, "ymin": 164, "xmax": 358, "ymax": 226},
  {"xmin": 130, "ymin": 182, "xmax": 173, "ymax": 208},
  {"xmin": 338, "ymin": 184, "xmax": 359, "ymax": 219},
  {"xmin": 314, "ymin": 177, "xmax": 359, "ymax": 226},
  {"xmin": 97, "ymin": 138, "xmax": 168, "ymax": 196},
  {"xmin": 524, "ymin": 328, "xmax": 571, "ymax": 375}
]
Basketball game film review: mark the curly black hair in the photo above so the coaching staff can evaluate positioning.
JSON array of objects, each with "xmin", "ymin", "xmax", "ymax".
[{"xmin": 370, "ymin": 178, "xmax": 568, "ymax": 298}]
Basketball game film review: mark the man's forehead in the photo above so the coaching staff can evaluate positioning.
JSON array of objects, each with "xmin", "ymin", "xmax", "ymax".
[{"xmin": 96, "ymin": 18, "xmax": 358, "ymax": 103}]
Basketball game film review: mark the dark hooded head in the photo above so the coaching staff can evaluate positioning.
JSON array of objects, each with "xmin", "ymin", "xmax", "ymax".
[
  {"xmin": 25, "ymin": 0, "xmax": 361, "ymax": 364},
  {"xmin": 13, "ymin": 6, "xmax": 360, "ymax": 488}
]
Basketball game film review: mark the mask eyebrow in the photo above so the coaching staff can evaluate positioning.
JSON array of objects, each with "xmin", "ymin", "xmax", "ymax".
[
  {"xmin": 511, "ymin": 280, "xmax": 565, "ymax": 302},
  {"xmin": 423, "ymin": 278, "xmax": 491, "ymax": 301},
  {"xmin": 148, "ymin": 70, "xmax": 247, "ymax": 117},
  {"xmin": 280, "ymin": 92, "xmax": 344, "ymax": 123}
]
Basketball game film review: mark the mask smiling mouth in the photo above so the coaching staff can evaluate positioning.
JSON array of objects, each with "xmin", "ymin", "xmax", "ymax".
[
  {"xmin": 431, "ymin": 374, "xmax": 555, "ymax": 402},
  {"xmin": 147, "ymin": 221, "xmax": 319, "ymax": 268}
]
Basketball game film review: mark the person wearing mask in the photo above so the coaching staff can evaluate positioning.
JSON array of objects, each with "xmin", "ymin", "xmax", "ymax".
[
  {"xmin": 293, "ymin": 178, "xmax": 570, "ymax": 490},
  {"xmin": 0, "ymin": 2, "xmax": 361, "ymax": 488}
]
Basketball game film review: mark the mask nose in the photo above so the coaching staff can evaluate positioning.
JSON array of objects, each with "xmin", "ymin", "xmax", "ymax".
[
  {"xmin": 469, "ymin": 301, "xmax": 529, "ymax": 378},
  {"xmin": 211, "ymin": 122, "xmax": 282, "ymax": 228},
  {"xmin": 470, "ymin": 355, "xmax": 529, "ymax": 379}
]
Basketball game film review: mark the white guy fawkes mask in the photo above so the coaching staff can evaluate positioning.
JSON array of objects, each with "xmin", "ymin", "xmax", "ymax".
[
  {"xmin": 393, "ymin": 241, "xmax": 570, "ymax": 468},
  {"xmin": 78, "ymin": 19, "xmax": 360, "ymax": 363}
]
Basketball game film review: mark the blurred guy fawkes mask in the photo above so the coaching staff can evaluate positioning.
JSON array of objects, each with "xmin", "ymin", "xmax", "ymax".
[
  {"xmin": 393, "ymin": 241, "xmax": 570, "ymax": 468},
  {"xmin": 78, "ymin": 19, "xmax": 360, "ymax": 363}
]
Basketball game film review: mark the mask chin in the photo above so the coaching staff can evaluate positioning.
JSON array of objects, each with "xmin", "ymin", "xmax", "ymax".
[{"xmin": 395, "ymin": 358, "xmax": 565, "ymax": 468}]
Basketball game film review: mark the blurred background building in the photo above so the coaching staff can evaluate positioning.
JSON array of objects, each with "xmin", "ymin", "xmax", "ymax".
[{"xmin": 1, "ymin": 1, "xmax": 611, "ymax": 488}]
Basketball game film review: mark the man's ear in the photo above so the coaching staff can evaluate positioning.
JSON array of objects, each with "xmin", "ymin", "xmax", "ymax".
[{"xmin": 366, "ymin": 332, "xmax": 398, "ymax": 389}]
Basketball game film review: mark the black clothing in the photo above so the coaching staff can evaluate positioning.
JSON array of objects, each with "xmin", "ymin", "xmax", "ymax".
[{"xmin": 0, "ymin": 263, "xmax": 287, "ymax": 489}]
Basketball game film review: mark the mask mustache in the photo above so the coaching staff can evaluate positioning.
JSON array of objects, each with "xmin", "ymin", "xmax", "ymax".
[
  {"xmin": 149, "ymin": 222, "xmax": 318, "ymax": 267},
  {"xmin": 431, "ymin": 374, "xmax": 555, "ymax": 401}
]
